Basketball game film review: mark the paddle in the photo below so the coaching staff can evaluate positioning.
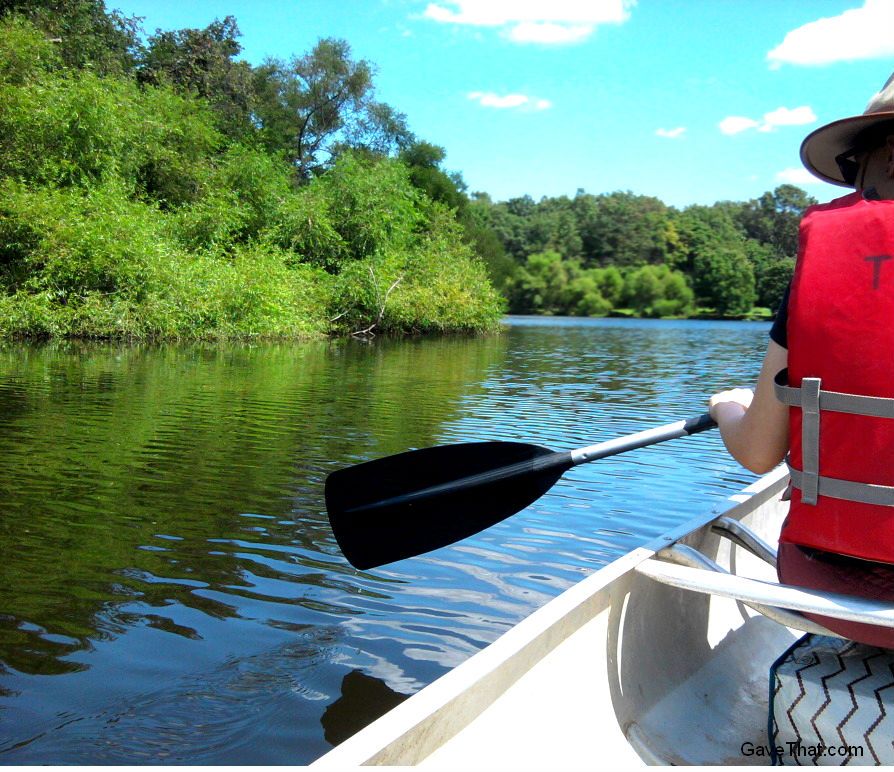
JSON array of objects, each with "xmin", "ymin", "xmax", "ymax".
[{"xmin": 326, "ymin": 413, "xmax": 717, "ymax": 569}]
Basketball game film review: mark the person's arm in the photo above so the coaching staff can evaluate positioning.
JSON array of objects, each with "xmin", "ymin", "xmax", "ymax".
[{"xmin": 708, "ymin": 340, "xmax": 789, "ymax": 474}]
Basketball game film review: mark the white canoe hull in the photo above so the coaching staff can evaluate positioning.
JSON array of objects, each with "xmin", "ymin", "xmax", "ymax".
[{"xmin": 313, "ymin": 466, "xmax": 797, "ymax": 768}]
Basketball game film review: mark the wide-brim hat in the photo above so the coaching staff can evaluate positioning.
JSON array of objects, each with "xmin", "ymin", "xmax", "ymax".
[{"xmin": 801, "ymin": 71, "xmax": 894, "ymax": 187}]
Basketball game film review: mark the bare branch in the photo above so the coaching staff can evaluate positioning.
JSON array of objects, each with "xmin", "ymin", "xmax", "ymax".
[{"xmin": 352, "ymin": 268, "xmax": 403, "ymax": 337}]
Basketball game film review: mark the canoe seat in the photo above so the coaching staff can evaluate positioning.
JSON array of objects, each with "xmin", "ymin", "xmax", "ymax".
[{"xmin": 635, "ymin": 518, "xmax": 894, "ymax": 638}]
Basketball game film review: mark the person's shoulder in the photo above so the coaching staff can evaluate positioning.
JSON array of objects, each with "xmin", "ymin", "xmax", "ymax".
[{"xmin": 805, "ymin": 191, "xmax": 864, "ymax": 217}]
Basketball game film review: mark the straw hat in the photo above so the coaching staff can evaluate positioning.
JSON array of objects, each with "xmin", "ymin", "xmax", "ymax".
[{"xmin": 801, "ymin": 71, "xmax": 894, "ymax": 187}]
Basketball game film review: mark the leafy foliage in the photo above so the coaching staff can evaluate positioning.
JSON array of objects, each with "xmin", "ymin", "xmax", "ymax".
[
  {"xmin": 251, "ymin": 38, "xmax": 412, "ymax": 178},
  {"xmin": 0, "ymin": 4, "xmax": 819, "ymax": 334},
  {"xmin": 0, "ymin": 15, "xmax": 502, "ymax": 339},
  {"xmin": 138, "ymin": 15, "xmax": 255, "ymax": 141},
  {"xmin": 0, "ymin": 0, "xmax": 141, "ymax": 74},
  {"xmin": 473, "ymin": 182, "xmax": 811, "ymax": 318}
]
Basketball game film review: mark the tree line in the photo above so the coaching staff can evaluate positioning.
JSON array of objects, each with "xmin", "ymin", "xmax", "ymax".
[
  {"xmin": 0, "ymin": 1, "xmax": 812, "ymax": 340},
  {"xmin": 466, "ymin": 186, "xmax": 813, "ymax": 318}
]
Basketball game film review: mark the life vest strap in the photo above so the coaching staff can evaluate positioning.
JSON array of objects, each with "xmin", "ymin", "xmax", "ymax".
[
  {"xmin": 775, "ymin": 368, "xmax": 894, "ymax": 507},
  {"xmin": 800, "ymin": 378, "xmax": 821, "ymax": 504},
  {"xmin": 774, "ymin": 368, "xmax": 894, "ymax": 419},
  {"xmin": 787, "ymin": 459, "xmax": 894, "ymax": 507}
]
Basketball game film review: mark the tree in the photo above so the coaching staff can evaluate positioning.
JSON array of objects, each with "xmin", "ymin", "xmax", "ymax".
[
  {"xmin": 575, "ymin": 190, "xmax": 672, "ymax": 267},
  {"xmin": 674, "ymin": 205, "xmax": 755, "ymax": 315},
  {"xmin": 508, "ymin": 250, "xmax": 572, "ymax": 314},
  {"xmin": 0, "ymin": 0, "xmax": 141, "ymax": 75},
  {"xmin": 755, "ymin": 255, "xmax": 794, "ymax": 311},
  {"xmin": 694, "ymin": 247, "xmax": 755, "ymax": 315},
  {"xmin": 596, "ymin": 266, "xmax": 624, "ymax": 306},
  {"xmin": 138, "ymin": 16, "xmax": 255, "ymax": 141},
  {"xmin": 526, "ymin": 196, "xmax": 582, "ymax": 259},
  {"xmin": 399, "ymin": 141, "xmax": 467, "ymax": 212},
  {"xmin": 733, "ymin": 185, "xmax": 816, "ymax": 258},
  {"xmin": 624, "ymin": 265, "xmax": 662, "ymax": 311},
  {"xmin": 621, "ymin": 264, "xmax": 693, "ymax": 317},
  {"xmin": 251, "ymin": 38, "xmax": 411, "ymax": 178},
  {"xmin": 564, "ymin": 272, "xmax": 611, "ymax": 316},
  {"xmin": 484, "ymin": 197, "xmax": 534, "ymax": 261}
]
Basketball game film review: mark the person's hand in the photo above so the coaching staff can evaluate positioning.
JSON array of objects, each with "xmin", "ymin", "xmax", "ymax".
[{"xmin": 708, "ymin": 388, "xmax": 754, "ymax": 422}]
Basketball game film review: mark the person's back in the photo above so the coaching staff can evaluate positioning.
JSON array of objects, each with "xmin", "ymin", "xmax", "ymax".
[{"xmin": 710, "ymin": 72, "xmax": 894, "ymax": 647}]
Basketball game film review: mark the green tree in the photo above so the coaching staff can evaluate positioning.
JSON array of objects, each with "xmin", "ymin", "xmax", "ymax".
[
  {"xmin": 251, "ymin": 38, "xmax": 411, "ymax": 178},
  {"xmin": 0, "ymin": 17, "xmax": 503, "ymax": 340},
  {"xmin": 0, "ymin": 11, "xmax": 60, "ymax": 84},
  {"xmin": 463, "ymin": 194, "xmax": 519, "ymax": 293},
  {"xmin": 0, "ymin": 48, "xmax": 221, "ymax": 201},
  {"xmin": 696, "ymin": 248, "xmax": 755, "ymax": 315},
  {"xmin": 733, "ymin": 185, "xmax": 816, "ymax": 258},
  {"xmin": 623, "ymin": 264, "xmax": 694, "ymax": 317},
  {"xmin": 564, "ymin": 271, "xmax": 611, "ymax": 316},
  {"xmin": 525, "ymin": 196, "xmax": 583, "ymax": 259},
  {"xmin": 595, "ymin": 266, "xmax": 624, "ymax": 306},
  {"xmin": 674, "ymin": 206, "xmax": 755, "ymax": 315},
  {"xmin": 0, "ymin": 0, "xmax": 141, "ymax": 75},
  {"xmin": 575, "ymin": 190, "xmax": 672, "ymax": 267},
  {"xmin": 399, "ymin": 141, "xmax": 467, "ymax": 213},
  {"xmin": 653, "ymin": 267, "xmax": 695, "ymax": 317},
  {"xmin": 754, "ymin": 254, "xmax": 794, "ymax": 311},
  {"xmin": 508, "ymin": 250, "xmax": 572, "ymax": 314},
  {"xmin": 138, "ymin": 16, "xmax": 255, "ymax": 141},
  {"xmin": 482, "ymin": 196, "xmax": 532, "ymax": 261}
]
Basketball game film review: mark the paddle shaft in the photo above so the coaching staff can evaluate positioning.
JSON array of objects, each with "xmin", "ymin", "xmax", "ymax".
[
  {"xmin": 569, "ymin": 412, "xmax": 717, "ymax": 465},
  {"xmin": 343, "ymin": 413, "xmax": 717, "ymax": 516}
]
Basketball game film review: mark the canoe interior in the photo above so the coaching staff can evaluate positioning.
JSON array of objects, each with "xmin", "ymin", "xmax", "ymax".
[{"xmin": 312, "ymin": 466, "xmax": 795, "ymax": 768}]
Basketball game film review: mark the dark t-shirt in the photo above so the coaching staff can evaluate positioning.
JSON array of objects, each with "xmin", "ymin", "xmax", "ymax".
[{"xmin": 769, "ymin": 282, "xmax": 790, "ymax": 349}]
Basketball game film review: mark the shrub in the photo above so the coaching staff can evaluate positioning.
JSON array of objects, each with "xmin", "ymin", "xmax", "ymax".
[{"xmin": 623, "ymin": 264, "xmax": 694, "ymax": 317}]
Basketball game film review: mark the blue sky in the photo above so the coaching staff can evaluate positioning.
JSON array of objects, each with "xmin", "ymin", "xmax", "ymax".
[{"xmin": 110, "ymin": 0, "xmax": 894, "ymax": 208}]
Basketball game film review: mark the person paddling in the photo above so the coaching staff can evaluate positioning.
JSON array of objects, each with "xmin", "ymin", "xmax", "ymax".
[{"xmin": 709, "ymin": 71, "xmax": 894, "ymax": 648}]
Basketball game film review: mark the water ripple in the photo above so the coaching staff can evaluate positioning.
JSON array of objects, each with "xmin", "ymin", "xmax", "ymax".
[{"xmin": 0, "ymin": 320, "xmax": 769, "ymax": 763}]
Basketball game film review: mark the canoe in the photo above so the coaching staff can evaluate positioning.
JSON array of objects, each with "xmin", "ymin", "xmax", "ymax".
[{"xmin": 311, "ymin": 465, "xmax": 894, "ymax": 768}]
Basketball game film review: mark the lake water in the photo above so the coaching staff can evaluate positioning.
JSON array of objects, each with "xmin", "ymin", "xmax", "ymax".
[{"xmin": 0, "ymin": 316, "xmax": 770, "ymax": 764}]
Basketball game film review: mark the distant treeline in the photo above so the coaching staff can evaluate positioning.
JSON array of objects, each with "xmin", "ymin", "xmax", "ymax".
[
  {"xmin": 0, "ymin": 1, "xmax": 810, "ymax": 341},
  {"xmin": 465, "ymin": 186, "xmax": 813, "ymax": 318},
  {"xmin": 0, "ymin": 3, "xmax": 502, "ymax": 339}
]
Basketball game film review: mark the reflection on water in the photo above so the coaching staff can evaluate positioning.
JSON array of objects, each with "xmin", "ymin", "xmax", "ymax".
[
  {"xmin": 0, "ymin": 317, "xmax": 769, "ymax": 764},
  {"xmin": 321, "ymin": 670, "xmax": 410, "ymax": 746}
]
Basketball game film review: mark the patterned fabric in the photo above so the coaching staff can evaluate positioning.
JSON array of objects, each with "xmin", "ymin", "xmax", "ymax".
[{"xmin": 770, "ymin": 634, "xmax": 894, "ymax": 765}]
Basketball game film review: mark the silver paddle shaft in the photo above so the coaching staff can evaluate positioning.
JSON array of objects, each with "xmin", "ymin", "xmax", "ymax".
[{"xmin": 570, "ymin": 413, "xmax": 716, "ymax": 466}]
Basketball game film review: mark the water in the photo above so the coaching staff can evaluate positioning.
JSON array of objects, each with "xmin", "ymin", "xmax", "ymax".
[{"xmin": 0, "ymin": 316, "xmax": 770, "ymax": 764}]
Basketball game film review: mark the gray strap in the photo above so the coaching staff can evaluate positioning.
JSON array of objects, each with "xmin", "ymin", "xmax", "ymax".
[
  {"xmin": 800, "ymin": 378, "xmax": 821, "ymax": 505},
  {"xmin": 788, "ymin": 463, "xmax": 894, "ymax": 507},
  {"xmin": 774, "ymin": 369, "xmax": 894, "ymax": 419}
]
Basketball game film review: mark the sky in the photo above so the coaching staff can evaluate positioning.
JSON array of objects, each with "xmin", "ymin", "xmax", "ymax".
[{"xmin": 108, "ymin": 0, "xmax": 894, "ymax": 208}]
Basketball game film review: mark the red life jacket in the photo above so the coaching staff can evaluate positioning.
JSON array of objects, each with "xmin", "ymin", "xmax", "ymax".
[{"xmin": 778, "ymin": 191, "xmax": 894, "ymax": 564}]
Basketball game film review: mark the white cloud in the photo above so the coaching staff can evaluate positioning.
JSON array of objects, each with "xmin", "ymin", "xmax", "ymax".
[
  {"xmin": 655, "ymin": 127, "xmax": 686, "ymax": 139},
  {"xmin": 508, "ymin": 22, "xmax": 594, "ymax": 44},
  {"xmin": 719, "ymin": 116, "xmax": 760, "ymax": 135},
  {"xmin": 767, "ymin": 0, "xmax": 894, "ymax": 67},
  {"xmin": 422, "ymin": 0, "xmax": 634, "ymax": 44},
  {"xmin": 468, "ymin": 91, "xmax": 552, "ymax": 110},
  {"xmin": 776, "ymin": 167, "xmax": 822, "ymax": 185},
  {"xmin": 763, "ymin": 106, "xmax": 817, "ymax": 128},
  {"xmin": 720, "ymin": 106, "xmax": 816, "ymax": 135}
]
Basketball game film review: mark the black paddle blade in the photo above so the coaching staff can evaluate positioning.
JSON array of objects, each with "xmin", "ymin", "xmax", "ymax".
[{"xmin": 326, "ymin": 441, "xmax": 574, "ymax": 570}]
